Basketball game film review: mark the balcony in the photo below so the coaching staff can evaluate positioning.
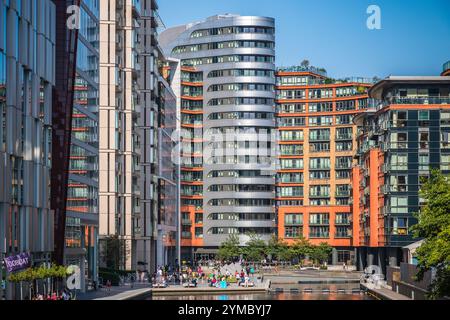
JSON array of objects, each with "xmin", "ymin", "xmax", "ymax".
[
  {"xmin": 336, "ymin": 190, "xmax": 350, "ymax": 197},
  {"xmin": 284, "ymin": 221, "xmax": 303, "ymax": 226},
  {"xmin": 309, "ymin": 166, "xmax": 331, "ymax": 171},
  {"xmin": 381, "ymin": 184, "xmax": 408, "ymax": 193},
  {"xmin": 309, "ymin": 193, "xmax": 330, "ymax": 199},
  {"xmin": 335, "ymin": 134, "xmax": 353, "ymax": 141},
  {"xmin": 309, "ymin": 135, "xmax": 330, "ymax": 142},
  {"xmin": 390, "ymin": 97, "xmax": 450, "ymax": 104}
]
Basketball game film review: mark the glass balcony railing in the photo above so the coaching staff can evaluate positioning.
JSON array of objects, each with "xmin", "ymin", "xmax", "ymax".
[
  {"xmin": 386, "ymin": 97, "xmax": 450, "ymax": 105},
  {"xmin": 443, "ymin": 61, "xmax": 450, "ymax": 73}
]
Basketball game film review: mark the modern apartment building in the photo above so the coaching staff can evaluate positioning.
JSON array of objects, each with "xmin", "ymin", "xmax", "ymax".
[
  {"xmin": 98, "ymin": 0, "xmax": 178, "ymax": 271},
  {"xmin": 442, "ymin": 60, "xmax": 450, "ymax": 76},
  {"xmin": 65, "ymin": 0, "xmax": 100, "ymax": 291},
  {"xmin": 352, "ymin": 75, "xmax": 450, "ymax": 271},
  {"xmin": 0, "ymin": 0, "xmax": 56, "ymax": 299},
  {"xmin": 160, "ymin": 14, "xmax": 277, "ymax": 260},
  {"xmin": 276, "ymin": 66, "xmax": 373, "ymax": 265}
]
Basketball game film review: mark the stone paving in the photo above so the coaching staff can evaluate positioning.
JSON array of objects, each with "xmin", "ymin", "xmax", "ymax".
[{"xmin": 77, "ymin": 283, "xmax": 152, "ymax": 300}]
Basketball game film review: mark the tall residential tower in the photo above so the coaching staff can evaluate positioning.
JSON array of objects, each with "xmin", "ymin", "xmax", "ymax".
[
  {"xmin": 160, "ymin": 14, "xmax": 277, "ymax": 260},
  {"xmin": 98, "ymin": 0, "xmax": 178, "ymax": 271}
]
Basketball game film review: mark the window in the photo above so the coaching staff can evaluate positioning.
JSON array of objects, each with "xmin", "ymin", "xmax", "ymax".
[
  {"xmin": 391, "ymin": 218, "xmax": 408, "ymax": 235},
  {"xmin": 392, "ymin": 111, "xmax": 407, "ymax": 127},
  {"xmin": 336, "ymin": 185, "xmax": 350, "ymax": 197},
  {"xmin": 389, "ymin": 175, "xmax": 408, "ymax": 192},
  {"xmin": 309, "ymin": 185, "xmax": 330, "ymax": 198},
  {"xmin": 335, "ymin": 213, "xmax": 351, "ymax": 225},
  {"xmin": 335, "ymin": 156, "xmax": 352, "ymax": 169},
  {"xmin": 310, "ymin": 142, "xmax": 330, "ymax": 152},
  {"xmin": 309, "ymin": 129, "xmax": 330, "ymax": 141},
  {"xmin": 309, "ymin": 170, "xmax": 330, "ymax": 180},
  {"xmin": 280, "ymin": 144, "xmax": 303, "ymax": 155},
  {"xmin": 284, "ymin": 214, "xmax": 303, "ymax": 225},
  {"xmin": 277, "ymin": 172, "xmax": 303, "ymax": 183},
  {"xmin": 277, "ymin": 104, "xmax": 306, "ymax": 113},
  {"xmin": 336, "ymin": 127, "xmax": 353, "ymax": 140},
  {"xmin": 336, "ymin": 141, "xmax": 352, "ymax": 151},
  {"xmin": 310, "ymin": 157, "xmax": 331, "ymax": 170},
  {"xmin": 285, "ymin": 226, "xmax": 303, "ymax": 238},
  {"xmin": 336, "ymin": 115, "xmax": 353, "ymax": 125},
  {"xmin": 335, "ymin": 226, "xmax": 350, "ymax": 238},
  {"xmin": 441, "ymin": 132, "xmax": 450, "ymax": 148},
  {"xmin": 277, "ymin": 186, "xmax": 303, "ymax": 197},
  {"xmin": 278, "ymin": 117, "xmax": 306, "ymax": 127},
  {"xmin": 419, "ymin": 154, "xmax": 429, "ymax": 171},
  {"xmin": 309, "ymin": 226, "xmax": 329, "ymax": 238},
  {"xmin": 419, "ymin": 130, "xmax": 429, "ymax": 149},
  {"xmin": 336, "ymin": 100, "xmax": 355, "ymax": 111},
  {"xmin": 390, "ymin": 153, "xmax": 408, "ymax": 170},
  {"xmin": 336, "ymin": 170, "xmax": 351, "ymax": 179},
  {"xmin": 418, "ymin": 111, "xmax": 429, "ymax": 121},
  {"xmin": 389, "ymin": 196, "xmax": 408, "ymax": 213},
  {"xmin": 308, "ymin": 116, "xmax": 332, "ymax": 126},
  {"xmin": 441, "ymin": 154, "xmax": 450, "ymax": 170},
  {"xmin": 390, "ymin": 132, "xmax": 408, "ymax": 149},
  {"xmin": 195, "ymin": 227, "xmax": 203, "ymax": 238},
  {"xmin": 309, "ymin": 213, "xmax": 329, "ymax": 225},
  {"xmin": 280, "ymin": 158, "xmax": 303, "ymax": 169},
  {"xmin": 308, "ymin": 102, "xmax": 333, "ymax": 113}
]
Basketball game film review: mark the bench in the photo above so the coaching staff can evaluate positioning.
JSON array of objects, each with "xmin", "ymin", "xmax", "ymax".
[{"xmin": 239, "ymin": 282, "xmax": 255, "ymax": 287}]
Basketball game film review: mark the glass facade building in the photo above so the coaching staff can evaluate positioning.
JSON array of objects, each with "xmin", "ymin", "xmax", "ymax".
[
  {"xmin": 352, "ymin": 76, "xmax": 450, "ymax": 271},
  {"xmin": 98, "ymin": 0, "xmax": 179, "ymax": 272},
  {"xmin": 160, "ymin": 14, "xmax": 277, "ymax": 259},
  {"xmin": 0, "ymin": 0, "xmax": 56, "ymax": 299},
  {"xmin": 65, "ymin": 0, "xmax": 99, "ymax": 291}
]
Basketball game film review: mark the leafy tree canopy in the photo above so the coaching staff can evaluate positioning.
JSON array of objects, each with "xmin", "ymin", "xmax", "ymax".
[{"xmin": 412, "ymin": 169, "xmax": 450, "ymax": 299}]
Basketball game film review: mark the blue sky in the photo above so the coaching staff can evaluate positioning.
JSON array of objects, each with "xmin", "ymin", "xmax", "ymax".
[{"xmin": 159, "ymin": 0, "xmax": 450, "ymax": 79}]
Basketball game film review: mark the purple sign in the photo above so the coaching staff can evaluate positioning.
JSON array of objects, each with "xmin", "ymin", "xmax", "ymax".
[{"xmin": 3, "ymin": 253, "xmax": 31, "ymax": 273}]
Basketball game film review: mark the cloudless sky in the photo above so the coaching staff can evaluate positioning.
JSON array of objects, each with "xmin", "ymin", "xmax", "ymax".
[{"xmin": 159, "ymin": 0, "xmax": 450, "ymax": 79}]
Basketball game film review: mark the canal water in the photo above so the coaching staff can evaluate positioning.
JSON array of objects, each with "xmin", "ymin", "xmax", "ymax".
[{"xmin": 148, "ymin": 283, "xmax": 374, "ymax": 300}]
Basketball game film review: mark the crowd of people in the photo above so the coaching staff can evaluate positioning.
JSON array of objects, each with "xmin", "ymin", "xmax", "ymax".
[
  {"xmin": 150, "ymin": 263, "xmax": 257, "ymax": 289},
  {"xmin": 30, "ymin": 288, "xmax": 73, "ymax": 300}
]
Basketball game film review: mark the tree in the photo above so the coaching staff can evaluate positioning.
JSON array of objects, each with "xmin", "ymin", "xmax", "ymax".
[
  {"xmin": 412, "ymin": 169, "xmax": 450, "ymax": 299},
  {"xmin": 372, "ymin": 76, "xmax": 381, "ymax": 83},
  {"xmin": 101, "ymin": 235, "xmax": 131, "ymax": 270},
  {"xmin": 310, "ymin": 242, "xmax": 333, "ymax": 266},
  {"xmin": 289, "ymin": 236, "xmax": 314, "ymax": 263},
  {"xmin": 243, "ymin": 232, "xmax": 267, "ymax": 262},
  {"xmin": 217, "ymin": 234, "xmax": 241, "ymax": 261},
  {"xmin": 300, "ymin": 59, "xmax": 310, "ymax": 69},
  {"xmin": 267, "ymin": 235, "xmax": 291, "ymax": 262}
]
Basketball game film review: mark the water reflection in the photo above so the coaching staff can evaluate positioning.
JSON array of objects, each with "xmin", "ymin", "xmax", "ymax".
[{"xmin": 149, "ymin": 284, "xmax": 373, "ymax": 301}]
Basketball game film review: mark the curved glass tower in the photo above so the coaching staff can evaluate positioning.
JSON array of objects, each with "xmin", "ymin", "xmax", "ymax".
[{"xmin": 161, "ymin": 14, "xmax": 276, "ymax": 250}]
